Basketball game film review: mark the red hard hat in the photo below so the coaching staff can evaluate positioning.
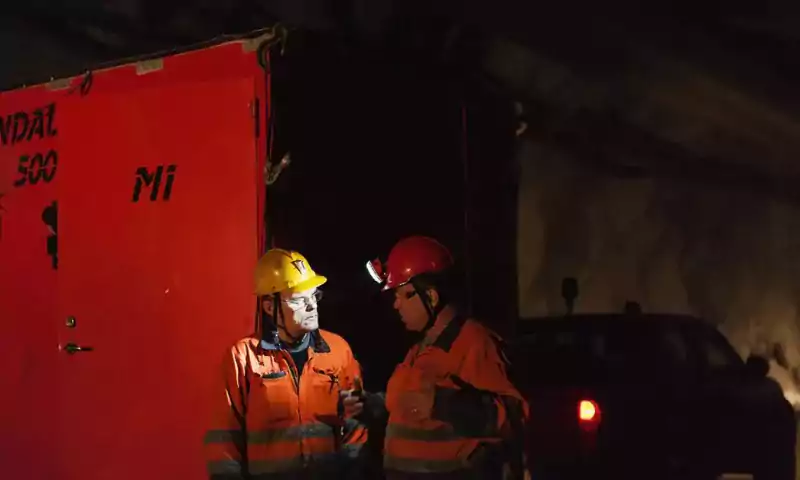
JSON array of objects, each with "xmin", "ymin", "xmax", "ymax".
[{"xmin": 367, "ymin": 236, "xmax": 454, "ymax": 291}]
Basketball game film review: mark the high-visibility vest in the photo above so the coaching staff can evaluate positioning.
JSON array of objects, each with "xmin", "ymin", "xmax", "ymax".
[
  {"xmin": 384, "ymin": 309, "xmax": 527, "ymax": 474},
  {"xmin": 204, "ymin": 329, "xmax": 367, "ymax": 478}
]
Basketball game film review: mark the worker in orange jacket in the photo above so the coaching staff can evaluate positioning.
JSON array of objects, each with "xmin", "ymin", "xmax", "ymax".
[
  {"xmin": 204, "ymin": 249, "xmax": 368, "ymax": 479},
  {"xmin": 345, "ymin": 235, "xmax": 530, "ymax": 479}
]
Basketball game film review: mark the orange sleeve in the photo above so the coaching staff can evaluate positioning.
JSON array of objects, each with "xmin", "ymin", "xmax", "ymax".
[
  {"xmin": 462, "ymin": 332, "xmax": 530, "ymax": 475},
  {"xmin": 458, "ymin": 330, "xmax": 530, "ymax": 430},
  {"xmin": 203, "ymin": 347, "xmax": 248, "ymax": 480}
]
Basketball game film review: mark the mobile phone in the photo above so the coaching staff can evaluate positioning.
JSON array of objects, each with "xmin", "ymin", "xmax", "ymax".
[{"xmin": 352, "ymin": 377, "xmax": 364, "ymax": 399}]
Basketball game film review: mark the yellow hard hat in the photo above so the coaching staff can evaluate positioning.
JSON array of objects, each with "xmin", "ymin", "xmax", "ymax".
[{"xmin": 254, "ymin": 248, "xmax": 327, "ymax": 296}]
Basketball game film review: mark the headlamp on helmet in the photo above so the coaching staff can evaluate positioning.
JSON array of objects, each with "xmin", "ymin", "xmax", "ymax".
[{"xmin": 366, "ymin": 258, "xmax": 386, "ymax": 285}]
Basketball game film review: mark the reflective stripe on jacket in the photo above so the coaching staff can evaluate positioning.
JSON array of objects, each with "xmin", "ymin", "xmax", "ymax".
[
  {"xmin": 384, "ymin": 307, "xmax": 528, "ymax": 474},
  {"xmin": 204, "ymin": 329, "xmax": 368, "ymax": 479}
]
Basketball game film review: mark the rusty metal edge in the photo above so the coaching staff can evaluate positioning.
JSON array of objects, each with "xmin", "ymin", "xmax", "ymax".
[{"xmin": 2, "ymin": 26, "xmax": 278, "ymax": 93}]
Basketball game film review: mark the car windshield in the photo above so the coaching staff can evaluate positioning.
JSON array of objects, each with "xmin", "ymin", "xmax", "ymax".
[{"xmin": 508, "ymin": 320, "xmax": 687, "ymax": 385}]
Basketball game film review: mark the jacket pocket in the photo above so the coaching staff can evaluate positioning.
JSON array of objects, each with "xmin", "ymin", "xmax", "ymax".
[
  {"xmin": 248, "ymin": 370, "xmax": 297, "ymax": 425},
  {"xmin": 308, "ymin": 368, "xmax": 342, "ymax": 422}
]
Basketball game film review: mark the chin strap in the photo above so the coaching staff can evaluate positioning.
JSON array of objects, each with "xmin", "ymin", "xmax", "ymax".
[
  {"xmin": 260, "ymin": 296, "xmax": 280, "ymax": 345},
  {"xmin": 274, "ymin": 293, "xmax": 304, "ymax": 344},
  {"xmin": 412, "ymin": 281, "xmax": 445, "ymax": 335}
]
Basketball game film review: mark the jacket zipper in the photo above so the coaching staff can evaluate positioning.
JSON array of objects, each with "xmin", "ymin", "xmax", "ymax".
[
  {"xmin": 281, "ymin": 351, "xmax": 304, "ymax": 464},
  {"xmin": 288, "ymin": 356, "xmax": 300, "ymax": 393}
]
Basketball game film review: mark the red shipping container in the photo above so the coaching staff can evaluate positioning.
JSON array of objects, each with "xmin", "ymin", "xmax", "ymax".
[{"xmin": 0, "ymin": 31, "xmax": 273, "ymax": 479}]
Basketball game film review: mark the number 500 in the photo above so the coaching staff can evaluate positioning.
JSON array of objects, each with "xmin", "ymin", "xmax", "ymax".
[{"xmin": 13, "ymin": 150, "xmax": 58, "ymax": 187}]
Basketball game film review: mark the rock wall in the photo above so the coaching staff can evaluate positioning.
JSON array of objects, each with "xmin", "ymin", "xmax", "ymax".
[{"xmin": 517, "ymin": 139, "xmax": 800, "ymax": 405}]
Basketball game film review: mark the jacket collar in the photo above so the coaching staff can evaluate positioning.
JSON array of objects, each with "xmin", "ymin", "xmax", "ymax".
[
  {"xmin": 421, "ymin": 305, "xmax": 467, "ymax": 352},
  {"xmin": 260, "ymin": 329, "xmax": 331, "ymax": 353}
]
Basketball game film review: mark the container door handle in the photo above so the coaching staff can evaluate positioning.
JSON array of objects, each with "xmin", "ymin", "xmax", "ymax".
[{"xmin": 63, "ymin": 343, "xmax": 93, "ymax": 354}]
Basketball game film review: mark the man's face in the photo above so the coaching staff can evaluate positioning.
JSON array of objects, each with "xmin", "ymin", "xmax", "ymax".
[
  {"xmin": 393, "ymin": 283, "xmax": 431, "ymax": 332},
  {"xmin": 266, "ymin": 287, "xmax": 322, "ymax": 338}
]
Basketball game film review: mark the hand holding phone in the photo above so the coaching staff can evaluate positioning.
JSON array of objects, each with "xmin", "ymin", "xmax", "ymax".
[{"xmin": 339, "ymin": 376, "xmax": 365, "ymax": 418}]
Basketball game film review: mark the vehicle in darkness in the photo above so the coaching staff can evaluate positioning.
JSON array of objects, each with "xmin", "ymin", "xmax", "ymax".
[{"xmin": 508, "ymin": 306, "xmax": 797, "ymax": 480}]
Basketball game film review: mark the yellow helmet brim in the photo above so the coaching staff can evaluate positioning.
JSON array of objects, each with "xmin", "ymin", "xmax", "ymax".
[{"xmin": 284, "ymin": 274, "xmax": 327, "ymax": 295}]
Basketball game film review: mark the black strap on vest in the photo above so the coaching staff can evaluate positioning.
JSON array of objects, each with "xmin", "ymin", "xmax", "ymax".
[{"xmin": 431, "ymin": 315, "xmax": 468, "ymax": 352}]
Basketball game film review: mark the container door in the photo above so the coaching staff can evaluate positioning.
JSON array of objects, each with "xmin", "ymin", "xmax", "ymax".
[
  {"xmin": 55, "ymin": 78, "xmax": 259, "ymax": 480},
  {"xmin": 0, "ymin": 98, "xmax": 61, "ymax": 478}
]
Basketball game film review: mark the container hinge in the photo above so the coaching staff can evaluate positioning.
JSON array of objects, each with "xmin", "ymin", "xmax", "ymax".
[{"xmin": 265, "ymin": 153, "xmax": 291, "ymax": 186}]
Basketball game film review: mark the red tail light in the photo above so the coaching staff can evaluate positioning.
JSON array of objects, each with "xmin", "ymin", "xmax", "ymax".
[{"xmin": 578, "ymin": 399, "xmax": 600, "ymax": 423}]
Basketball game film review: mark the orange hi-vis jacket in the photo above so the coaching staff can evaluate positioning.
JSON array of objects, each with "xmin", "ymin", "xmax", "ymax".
[
  {"xmin": 384, "ymin": 307, "xmax": 529, "ymax": 474},
  {"xmin": 204, "ymin": 329, "xmax": 367, "ymax": 479}
]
